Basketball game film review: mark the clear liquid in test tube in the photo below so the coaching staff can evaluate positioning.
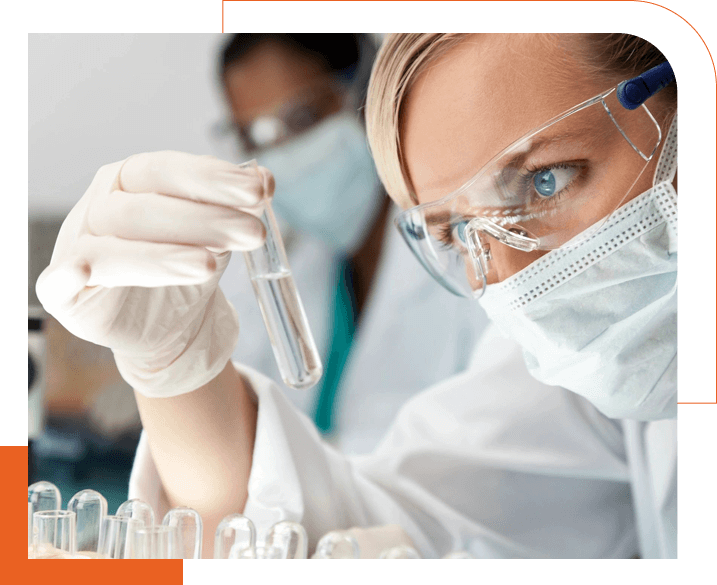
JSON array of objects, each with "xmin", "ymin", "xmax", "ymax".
[{"xmin": 240, "ymin": 161, "xmax": 323, "ymax": 390}]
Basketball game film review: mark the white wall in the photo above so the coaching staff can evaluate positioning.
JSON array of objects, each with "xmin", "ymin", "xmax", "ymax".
[{"xmin": 29, "ymin": 33, "xmax": 233, "ymax": 218}]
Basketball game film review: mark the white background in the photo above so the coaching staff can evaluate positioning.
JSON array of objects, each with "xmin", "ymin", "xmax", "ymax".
[{"xmin": 28, "ymin": 34, "xmax": 227, "ymax": 217}]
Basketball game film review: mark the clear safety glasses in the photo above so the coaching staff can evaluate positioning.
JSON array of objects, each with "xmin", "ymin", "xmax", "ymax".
[
  {"xmin": 395, "ymin": 81, "xmax": 664, "ymax": 299},
  {"xmin": 215, "ymin": 78, "xmax": 352, "ymax": 154}
]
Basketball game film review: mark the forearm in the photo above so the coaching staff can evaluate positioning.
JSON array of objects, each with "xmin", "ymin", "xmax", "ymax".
[{"xmin": 134, "ymin": 359, "xmax": 257, "ymax": 558}]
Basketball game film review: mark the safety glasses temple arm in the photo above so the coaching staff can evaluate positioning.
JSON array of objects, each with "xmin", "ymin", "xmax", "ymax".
[{"xmin": 617, "ymin": 61, "xmax": 675, "ymax": 110}]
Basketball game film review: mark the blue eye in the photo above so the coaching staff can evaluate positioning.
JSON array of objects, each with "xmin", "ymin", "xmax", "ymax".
[
  {"xmin": 436, "ymin": 219, "xmax": 471, "ymax": 252},
  {"xmin": 533, "ymin": 170, "xmax": 557, "ymax": 197},
  {"xmin": 454, "ymin": 220, "xmax": 470, "ymax": 244},
  {"xmin": 531, "ymin": 166, "xmax": 579, "ymax": 199}
]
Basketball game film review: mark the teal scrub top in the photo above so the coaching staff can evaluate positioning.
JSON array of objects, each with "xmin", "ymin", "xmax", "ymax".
[{"xmin": 312, "ymin": 258, "xmax": 358, "ymax": 434}]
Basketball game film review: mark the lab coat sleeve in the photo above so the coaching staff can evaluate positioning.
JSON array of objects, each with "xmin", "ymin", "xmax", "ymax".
[{"xmin": 130, "ymin": 327, "xmax": 639, "ymax": 558}]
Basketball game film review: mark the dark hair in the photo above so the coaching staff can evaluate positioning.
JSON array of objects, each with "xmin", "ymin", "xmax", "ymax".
[
  {"xmin": 219, "ymin": 34, "xmax": 378, "ymax": 109},
  {"xmin": 219, "ymin": 33, "xmax": 362, "ymax": 78}
]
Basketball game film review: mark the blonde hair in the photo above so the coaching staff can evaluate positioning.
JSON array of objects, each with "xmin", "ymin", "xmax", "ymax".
[{"xmin": 365, "ymin": 33, "xmax": 675, "ymax": 208}]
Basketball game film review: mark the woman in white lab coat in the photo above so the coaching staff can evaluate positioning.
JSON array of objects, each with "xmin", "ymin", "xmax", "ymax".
[
  {"xmin": 216, "ymin": 34, "xmax": 486, "ymax": 454},
  {"xmin": 37, "ymin": 33, "xmax": 676, "ymax": 558}
]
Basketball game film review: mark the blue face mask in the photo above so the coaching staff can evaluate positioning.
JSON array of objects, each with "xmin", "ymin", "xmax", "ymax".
[{"xmin": 257, "ymin": 112, "xmax": 383, "ymax": 255}]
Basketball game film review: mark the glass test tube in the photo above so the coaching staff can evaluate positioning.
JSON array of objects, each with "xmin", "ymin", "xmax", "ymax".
[
  {"xmin": 97, "ymin": 516, "xmax": 140, "ymax": 559},
  {"xmin": 229, "ymin": 544, "xmax": 282, "ymax": 559},
  {"xmin": 163, "ymin": 507, "xmax": 202, "ymax": 559},
  {"xmin": 115, "ymin": 498, "xmax": 155, "ymax": 527},
  {"xmin": 240, "ymin": 160, "xmax": 323, "ymax": 390},
  {"xmin": 33, "ymin": 510, "xmax": 76, "ymax": 559},
  {"xmin": 28, "ymin": 481, "xmax": 61, "ymax": 515},
  {"xmin": 265, "ymin": 520, "xmax": 308, "ymax": 559},
  {"xmin": 68, "ymin": 489, "xmax": 108, "ymax": 557},
  {"xmin": 312, "ymin": 530, "xmax": 361, "ymax": 559},
  {"xmin": 214, "ymin": 513, "xmax": 255, "ymax": 559},
  {"xmin": 128, "ymin": 525, "xmax": 178, "ymax": 559},
  {"xmin": 28, "ymin": 503, "xmax": 33, "ymax": 558}
]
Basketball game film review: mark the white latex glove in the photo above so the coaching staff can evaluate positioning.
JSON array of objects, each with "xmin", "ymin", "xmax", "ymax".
[{"xmin": 36, "ymin": 151, "xmax": 272, "ymax": 398}]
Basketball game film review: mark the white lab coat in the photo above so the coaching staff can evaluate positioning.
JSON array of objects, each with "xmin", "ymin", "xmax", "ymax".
[
  {"xmin": 129, "ymin": 324, "xmax": 676, "ymax": 558},
  {"xmin": 218, "ymin": 205, "xmax": 488, "ymax": 455}
]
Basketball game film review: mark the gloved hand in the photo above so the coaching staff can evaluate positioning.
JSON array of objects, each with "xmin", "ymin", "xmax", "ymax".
[{"xmin": 36, "ymin": 151, "xmax": 272, "ymax": 398}]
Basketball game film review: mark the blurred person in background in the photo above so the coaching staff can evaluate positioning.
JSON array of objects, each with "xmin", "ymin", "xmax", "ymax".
[{"xmin": 215, "ymin": 34, "xmax": 487, "ymax": 454}]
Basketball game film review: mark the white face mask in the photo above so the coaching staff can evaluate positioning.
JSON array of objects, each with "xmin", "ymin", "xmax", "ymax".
[
  {"xmin": 479, "ymin": 118, "xmax": 677, "ymax": 421},
  {"xmin": 257, "ymin": 111, "xmax": 383, "ymax": 255}
]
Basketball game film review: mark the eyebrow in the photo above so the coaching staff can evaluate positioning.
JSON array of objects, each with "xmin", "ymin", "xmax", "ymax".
[
  {"xmin": 500, "ymin": 131, "xmax": 597, "ymax": 168},
  {"xmin": 424, "ymin": 210, "xmax": 454, "ymax": 227}
]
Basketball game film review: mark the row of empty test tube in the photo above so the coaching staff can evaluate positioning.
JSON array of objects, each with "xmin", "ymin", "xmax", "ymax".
[{"xmin": 28, "ymin": 481, "xmax": 475, "ymax": 559}]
